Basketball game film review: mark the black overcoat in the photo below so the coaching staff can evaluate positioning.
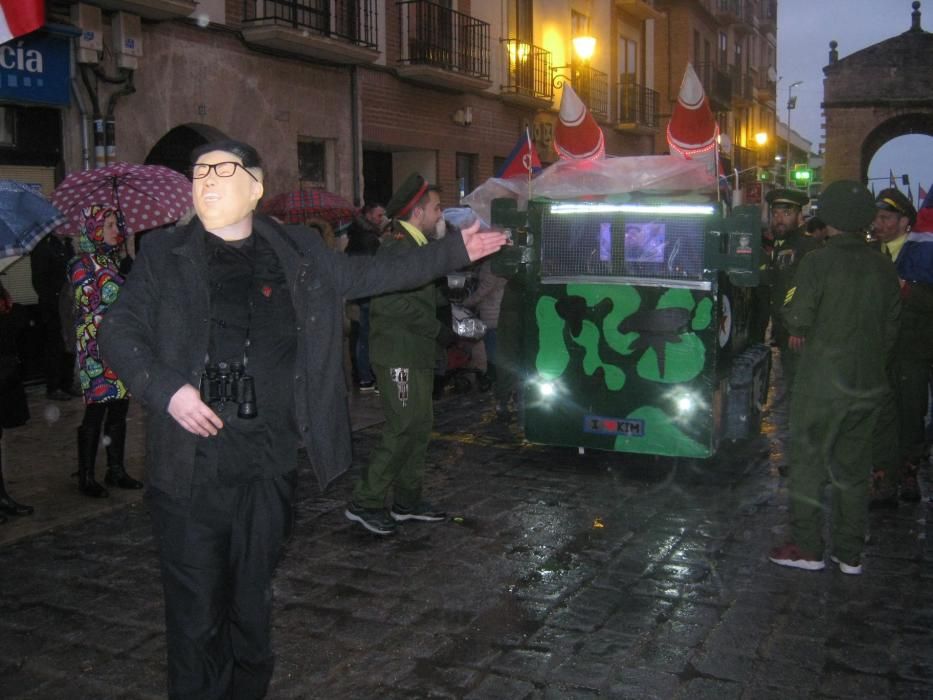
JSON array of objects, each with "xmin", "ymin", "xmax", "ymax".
[{"xmin": 99, "ymin": 214, "xmax": 470, "ymax": 498}]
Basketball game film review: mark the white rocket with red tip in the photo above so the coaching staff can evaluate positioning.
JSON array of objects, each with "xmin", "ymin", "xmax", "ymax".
[
  {"xmin": 666, "ymin": 63, "xmax": 719, "ymax": 174},
  {"xmin": 554, "ymin": 84, "xmax": 605, "ymax": 161}
]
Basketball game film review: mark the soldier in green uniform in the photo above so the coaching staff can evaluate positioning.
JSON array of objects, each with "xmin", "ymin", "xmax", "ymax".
[
  {"xmin": 769, "ymin": 181, "xmax": 901, "ymax": 575},
  {"xmin": 764, "ymin": 188, "xmax": 820, "ymax": 396},
  {"xmin": 870, "ymin": 188, "xmax": 930, "ymax": 505},
  {"xmin": 345, "ymin": 174, "xmax": 454, "ymax": 535}
]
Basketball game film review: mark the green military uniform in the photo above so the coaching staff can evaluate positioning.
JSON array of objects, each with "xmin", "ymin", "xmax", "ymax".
[
  {"xmin": 782, "ymin": 181, "xmax": 901, "ymax": 564},
  {"xmin": 870, "ymin": 188, "xmax": 932, "ymax": 501},
  {"xmin": 765, "ymin": 188, "xmax": 821, "ymax": 392},
  {"xmin": 351, "ymin": 218, "xmax": 442, "ymax": 510}
]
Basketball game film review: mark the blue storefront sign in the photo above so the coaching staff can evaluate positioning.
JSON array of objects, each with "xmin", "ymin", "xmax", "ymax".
[{"xmin": 0, "ymin": 32, "xmax": 71, "ymax": 107}]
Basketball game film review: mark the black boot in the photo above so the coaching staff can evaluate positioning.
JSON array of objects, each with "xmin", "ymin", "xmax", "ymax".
[
  {"xmin": 0, "ymin": 442, "xmax": 33, "ymax": 516},
  {"xmin": 104, "ymin": 409, "xmax": 143, "ymax": 489},
  {"xmin": 77, "ymin": 425, "xmax": 109, "ymax": 498},
  {"xmin": 104, "ymin": 408, "xmax": 143, "ymax": 489}
]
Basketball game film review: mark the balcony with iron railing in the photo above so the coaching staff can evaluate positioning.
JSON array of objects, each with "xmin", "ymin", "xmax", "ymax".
[
  {"xmin": 500, "ymin": 40, "xmax": 553, "ymax": 108},
  {"xmin": 397, "ymin": 0, "xmax": 491, "ymax": 90},
  {"xmin": 553, "ymin": 63, "xmax": 609, "ymax": 121},
  {"xmin": 713, "ymin": 0, "xmax": 742, "ymax": 23},
  {"xmin": 241, "ymin": 0, "xmax": 379, "ymax": 64},
  {"xmin": 88, "ymin": 0, "xmax": 196, "ymax": 20},
  {"xmin": 732, "ymin": 143, "xmax": 757, "ymax": 174},
  {"xmin": 616, "ymin": 79, "xmax": 659, "ymax": 131},
  {"xmin": 696, "ymin": 62, "xmax": 733, "ymax": 112},
  {"xmin": 760, "ymin": 0, "xmax": 777, "ymax": 32},
  {"xmin": 732, "ymin": 68, "xmax": 755, "ymax": 105},
  {"xmin": 755, "ymin": 74, "xmax": 777, "ymax": 103}
]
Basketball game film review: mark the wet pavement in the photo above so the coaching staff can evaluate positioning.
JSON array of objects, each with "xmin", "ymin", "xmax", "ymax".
[{"xmin": 1, "ymin": 367, "xmax": 931, "ymax": 699}]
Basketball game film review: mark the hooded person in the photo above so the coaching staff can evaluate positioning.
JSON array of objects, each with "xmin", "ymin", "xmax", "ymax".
[{"xmin": 68, "ymin": 205, "xmax": 143, "ymax": 497}]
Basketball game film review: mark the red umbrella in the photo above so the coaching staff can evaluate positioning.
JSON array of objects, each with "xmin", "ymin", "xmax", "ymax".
[
  {"xmin": 260, "ymin": 189, "xmax": 358, "ymax": 228},
  {"xmin": 51, "ymin": 162, "xmax": 193, "ymax": 236}
]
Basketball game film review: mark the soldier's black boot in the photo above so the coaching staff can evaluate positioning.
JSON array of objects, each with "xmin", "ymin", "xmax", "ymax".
[
  {"xmin": 103, "ymin": 416, "xmax": 142, "ymax": 490},
  {"xmin": 0, "ymin": 442, "xmax": 32, "ymax": 516},
  {"xmin": 77, "ymin": 425, "xmax": 109, "ymax": 498}
]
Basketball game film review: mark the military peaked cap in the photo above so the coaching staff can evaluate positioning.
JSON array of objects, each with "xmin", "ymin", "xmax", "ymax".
[
  {"xmin": 819, "ymin": 180, "xmax": 876, "ymax": 232},
  {"xmin": 766, "ymin": 188, "xmax": 809, "ymax": 209},
  {"xmin": 875, "ymin": 187, "xmax": 917, "ymax": 226},
  {"xmin": 385, "ymin": 173, "xmax": 430, "ymax": 219}
]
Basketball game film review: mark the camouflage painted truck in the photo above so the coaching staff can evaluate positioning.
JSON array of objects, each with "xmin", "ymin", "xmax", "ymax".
[{"xmin": 488, "ymin": 173, "xmax": 771, "ymax": 459}]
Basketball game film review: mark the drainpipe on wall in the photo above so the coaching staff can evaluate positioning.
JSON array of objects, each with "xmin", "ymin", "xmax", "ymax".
[
  {"xmin": 79, "ymin": 64, "xmax": 105, "ymax": 169},
  {"xmin": 70, "ymin": 48, "xmax": 91, "ymax": 171},
  {"xmin": 350, "ymin": 65, "xmax": 361, "ymax": 206},
  {"xmin": 104, "ymin": 70, "xmax": 136, "ymax": 164}
]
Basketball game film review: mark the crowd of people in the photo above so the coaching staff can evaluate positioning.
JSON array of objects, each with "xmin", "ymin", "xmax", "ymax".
[
  {"xmin": 0, "ymin": 141, "xmax": 929, "ymax": 697},
  {"xmin": 763, "ymin": 182, "xmax": 932, "ymax": 576}
]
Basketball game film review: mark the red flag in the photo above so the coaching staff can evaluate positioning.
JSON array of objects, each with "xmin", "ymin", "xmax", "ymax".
[
  {"xmin": 919, "ymin": 185, "xmax": 928, "ymax": 208},
  {"xmin": 0, "ymin": 0, "xmax": 44, "ymax": 44},
  {"xmin": 496, "ymin": 128, "xmax": 542, "ymax": 179}
]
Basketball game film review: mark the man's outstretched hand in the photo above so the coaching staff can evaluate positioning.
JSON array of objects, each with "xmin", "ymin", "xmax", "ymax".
[
  {"xmin": 460, "ymin": 219, "xmax": 508, "ymax": 261},
  {"xmin": 168, "ymin": 384, "xmax": 224, "ymax": 437}
]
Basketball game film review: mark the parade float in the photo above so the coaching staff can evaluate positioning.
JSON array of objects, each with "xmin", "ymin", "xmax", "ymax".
[{"xmin": 467, "ymin": 66, "xmax": 771, "ymax": 458}]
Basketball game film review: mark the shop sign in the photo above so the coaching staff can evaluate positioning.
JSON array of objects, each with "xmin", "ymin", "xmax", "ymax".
[{"xmin": 0, "ymin": 33, "xmax": 71, "ymax": 107}]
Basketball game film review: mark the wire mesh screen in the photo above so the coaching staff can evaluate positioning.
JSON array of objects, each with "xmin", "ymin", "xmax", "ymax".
[{"xmin": 538, "ymin": 204, "xmax": 712, "ymax": 282}]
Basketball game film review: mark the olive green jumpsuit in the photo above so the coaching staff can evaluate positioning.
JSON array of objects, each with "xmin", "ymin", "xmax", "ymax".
[{"xmin": 782, "ymin": 233, "xmax": 901, "ymax": 562}]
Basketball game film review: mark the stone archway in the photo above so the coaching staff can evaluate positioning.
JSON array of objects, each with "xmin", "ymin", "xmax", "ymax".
[
  {"xmin": 821, "ymin": 2, "xmax": 933, "ymax": 183},
  {"xmin": 145, "ymin": 123, "xmax": 229, "ymax": 175},
  {"xmin": 860, "ymin": 112, "xmax": 933, "ymax": 182}
]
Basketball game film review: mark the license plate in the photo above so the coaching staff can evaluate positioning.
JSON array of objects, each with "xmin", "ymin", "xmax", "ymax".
[{"xmin": 583, "ymin": 415, "xmax": 645, "ymax": 437}]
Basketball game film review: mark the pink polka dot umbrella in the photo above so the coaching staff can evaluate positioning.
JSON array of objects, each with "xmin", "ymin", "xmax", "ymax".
[{"xmin": 51, "ymin": 163, "xmax": 193, "ymax": 237}]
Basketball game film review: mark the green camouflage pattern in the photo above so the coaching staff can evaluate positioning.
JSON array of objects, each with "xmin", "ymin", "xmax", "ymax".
[{"xmin": 524, "ymin": 282, "xmax": 720, "ymax": 457}]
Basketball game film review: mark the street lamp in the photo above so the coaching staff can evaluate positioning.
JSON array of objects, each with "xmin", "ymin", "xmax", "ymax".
[
  {"xmin": 553, "ymin": 35, "xmax": 597, "ymax": 99},
  {"xmin": 785, "ymin": 80, "xmax": 802, "ymax": 186},
  {"xmin": 572, "ymin": 35, "xmax": 596, "ymax": 62}
]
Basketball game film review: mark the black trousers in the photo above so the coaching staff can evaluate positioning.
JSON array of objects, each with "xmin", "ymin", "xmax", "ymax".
[
  {"xmin": 147, "ymin": 472, "xmax": 297, "ymax": 700},
  {"xmin": 39, "ymin": 302, "xmax": 73, "ymax": 392}
]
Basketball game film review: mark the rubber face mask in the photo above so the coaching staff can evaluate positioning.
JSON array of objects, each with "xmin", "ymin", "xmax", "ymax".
[{"xmin": 192, "ymin": 151, "xmax": 263, "ymax": 230}]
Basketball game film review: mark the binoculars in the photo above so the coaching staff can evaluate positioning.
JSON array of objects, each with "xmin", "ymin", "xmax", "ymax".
[{"xmin": 199, "ymin": 361, "xmax": 258, "ymax": 419}]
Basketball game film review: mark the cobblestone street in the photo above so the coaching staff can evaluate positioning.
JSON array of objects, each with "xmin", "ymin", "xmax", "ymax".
[{"xmin": 0, "ymin": 376, "xmax": 931, "ymax": 699}]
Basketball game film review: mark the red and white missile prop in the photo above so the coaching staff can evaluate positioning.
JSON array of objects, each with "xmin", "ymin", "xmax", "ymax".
[
  {"xmin": 666, "ymin": 63, "xmax": 719, "ymax": 175},
  {"xmin": 554, "ymin": 83, "xmax": 605, "ymax": 161}
]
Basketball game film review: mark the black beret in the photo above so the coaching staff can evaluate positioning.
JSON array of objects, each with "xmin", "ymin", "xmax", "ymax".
[
  {"xmin": 875, "ymin": 187, "xmax": 917, "ymax": 226},
  {"xmin": 385, "ymin": 173, "xmax": 429, "ymax": 219},
  {"xmin": 819, "ymin": 180, "xmax": 876, "ymax": 232},
  {"xmin": 766, "ymin": 188, "xmax": 809, "ymax": 209},
  {"xmin": 191, "ymin": 139, "xmax": 262, "ymax": 169}
]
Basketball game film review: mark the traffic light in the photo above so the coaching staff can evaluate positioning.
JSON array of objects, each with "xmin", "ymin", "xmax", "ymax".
[
  {"xmin": 792, "ymin": 164, "xmax": 813, "ymax": 186},
  {"xmin": 757, "ymin": 166, "xmax": 772, "ymax": 182}
]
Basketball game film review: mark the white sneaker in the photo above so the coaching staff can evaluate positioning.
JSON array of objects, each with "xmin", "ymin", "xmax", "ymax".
[{"xmin": 830, "ymin": 555, "xmax": 862, "ymax": 575}]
